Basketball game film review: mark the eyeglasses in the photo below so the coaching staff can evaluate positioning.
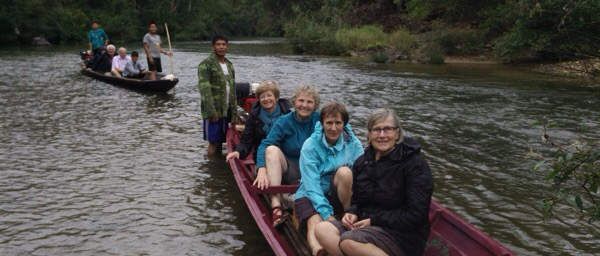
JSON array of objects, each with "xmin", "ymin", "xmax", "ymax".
[{"xmin": 369, "ymin": 126, "xmax": 399, "ymax": 134}]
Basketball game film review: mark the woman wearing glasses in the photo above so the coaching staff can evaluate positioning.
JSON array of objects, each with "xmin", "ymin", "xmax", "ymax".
[{"xmin": 314, "ymin": 108, "xmax": 433, "ymax": 256}]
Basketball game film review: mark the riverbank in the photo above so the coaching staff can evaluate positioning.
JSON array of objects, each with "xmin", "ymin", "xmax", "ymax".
[
  {"xmin": 533, "ymin": 59, "xmax": 600, "ymax": 80},
  {"xmin": 346, "ymin": 47, "xmax": 599, "ymax": 81}
]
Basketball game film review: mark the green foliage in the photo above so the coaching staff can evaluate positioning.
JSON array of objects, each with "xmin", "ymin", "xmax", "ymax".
[
  {"xmin": 531, "ymin": 122, "xmax": 600, "ymax": 222},
  {"xmin": 424, "ymin": 43, "xmax": 445, "ymax": 64},
  {"xmin": 335, "ymin": 25, "xmax": 387, "ymax": 51},
  {"xmin": 284, "ymin": 15, "xmax": 343, "ymax": 55},
  {"xmin": 0, "ymin": 0, "xmax": 287, "ymax": 45},
  {"xmin": 370, "ymin": 51, "xmax": 389, "ymax": 63},
  {"xmin": 407, "ymin": 0, "xmax": 502, "ymax": 22},
  {"xmin": 493, "ymin": 0, "xmax": 600, "ymax": 62},
  {"xmin": 435, "ymin": 28, "xmax": 485, "ymax": 55},
  {"xmin": 1, "ymin": 0, "xmax": 599, "ymax": 66},
  {"xmin": 388, "ymin": 29, "xmax": 417, "ymax": 54}
]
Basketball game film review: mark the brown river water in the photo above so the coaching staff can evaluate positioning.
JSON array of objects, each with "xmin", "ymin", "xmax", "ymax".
[{"xmin": 1, "ymin": 39, "xmax": 599, "ymax": 255}]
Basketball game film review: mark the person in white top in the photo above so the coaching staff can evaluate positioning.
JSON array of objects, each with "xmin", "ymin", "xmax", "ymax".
[
  {"xmin": 111, "ymin": 47, "xmax": 131, "ymax": 77},
  {"xmin": 143, "ymin": 21, "xmax": 172, "ymax": 80}
]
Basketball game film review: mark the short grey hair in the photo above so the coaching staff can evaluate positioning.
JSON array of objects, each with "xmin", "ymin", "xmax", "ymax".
[
  {"xmin": 118, "ymin": 47, "xmax": 126, "ymax": 53},
  {"xmin": 106, "ymin": 44, "xmax": 116, "ymax": 51},
  {"xmin": 292, "ymin": 84, "xmax": 320, "ymax": 108},
  {"xmin": 367, "ymin": 108, "xmax": 404, "ymax": 142}
]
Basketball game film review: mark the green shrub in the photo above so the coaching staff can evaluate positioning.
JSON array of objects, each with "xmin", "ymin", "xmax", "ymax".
[
  {"xmin": 371, "ymin": 51, "xmax": 389, "ymax": 63},
  {"xmin": 284, "ymin": 15, "xmax": 344, "ymax": 55},
  {"xmin": 424, "ymin": 43, "xmax": 445, "ymax": 64},
  {"xmin": 492, "ymin": 0, "xmax": 600, "ymax": 62},
  {"xmin": 335, "ymin": 25, "xmax": 387, "ymax": 51},
  {"xmin": 388, "ymin": 29, "xmax": 416, "ymax": 53},
  {"xmin": 436, "ymin": 28, "xmax": 485, "ymax": 55}
]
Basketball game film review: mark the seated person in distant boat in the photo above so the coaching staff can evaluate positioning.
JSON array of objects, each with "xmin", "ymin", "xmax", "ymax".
[
  {"xmin": 314, "ymin": 108, "xmax": 433, "ymax": 256},
  {"xmin": 123, "ymin": 51, "xmax": 147, "ymax": 78},
  {"xmin": 91, "ymin": 44, "xmax": 116, "ymax": 74},
  {"xmin": 254, "ymin": 85, "xmax": 321, "ymax": 227},
  {"xmin": 111, "ymin": 47, "xmax": 131, "ymax": 77},
  {"xmin": 226, "ymin": 80, "xmax": 291, "ymax": 162},
  {"xmin": 294, "ymin": 102, "xmax": 363, "ymax": 256}
]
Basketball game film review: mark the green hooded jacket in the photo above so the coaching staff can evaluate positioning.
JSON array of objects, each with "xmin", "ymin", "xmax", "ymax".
[{"xmin": 197, "ymin": 53, "xmax": 236, "ymax": 119}]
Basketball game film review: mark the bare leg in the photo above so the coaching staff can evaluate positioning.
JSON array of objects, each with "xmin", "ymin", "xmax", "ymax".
[
  {"xmin": 333, "ymin": 166, "xmax": 353, "ymax": 210},
  {"xmin": 306, "ymin": 214, "xmax": 324, "ymax": 255},
  {"xmin": 315, "ymin": 221, "xmax": 343, "ymax": 256},
  {"xmin": 111, "ymin": 69, "xmax": 122, "ymax": 77},
  {"xmin": 340, "ymin": 240, "xmax": 389, "ymax": 256},
  {"xmin": 149, "ymin": 71, "xmax": 157, "ymax": 80},
  {"xmin": 207, "ymin": 143, "xmax": 218, "ymax": 156},
  {"xmin": 265, "ymin": 146, "xmax": 287, "ymax": 210}
]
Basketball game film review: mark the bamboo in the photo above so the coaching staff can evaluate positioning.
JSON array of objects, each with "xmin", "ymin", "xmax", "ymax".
[{"xmin": 164, "ymin": 23, "xmax": 174, "ymax": 76}]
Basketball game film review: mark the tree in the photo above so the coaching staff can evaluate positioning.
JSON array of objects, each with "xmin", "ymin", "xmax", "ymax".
[{"xmin": 530, "ymin": 121, "xmax": 600, "ymax": 223}]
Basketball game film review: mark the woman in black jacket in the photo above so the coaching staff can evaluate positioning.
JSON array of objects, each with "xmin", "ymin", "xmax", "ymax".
[
  {"xmin": 91, "ymin": 44, "xmax": 116, "ymax": 73},
  {"xmin": 314, "ymin": 108, "xmax": 433, "ymax": 256},
  {"xmin": 226, "ymin": 80, "xmax": 291, "ymax": 161}
]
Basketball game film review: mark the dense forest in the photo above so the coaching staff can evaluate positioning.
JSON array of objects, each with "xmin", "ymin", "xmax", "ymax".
[{"xmin": 1, "ymin": 0, "xmax": 599, "ymax": 63}]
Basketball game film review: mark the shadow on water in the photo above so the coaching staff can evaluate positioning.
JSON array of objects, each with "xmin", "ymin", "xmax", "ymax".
[{"xmin": 143, "ymin": 92, "xmax": 179, "ymax": 113}]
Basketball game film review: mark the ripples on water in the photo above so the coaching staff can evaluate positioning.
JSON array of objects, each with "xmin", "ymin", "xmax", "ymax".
[{"xmin": 1, "ymin": 41, "xmax": 599, "ymax": 255}]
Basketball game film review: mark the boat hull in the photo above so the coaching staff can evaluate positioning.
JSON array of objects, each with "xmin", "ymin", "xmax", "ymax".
[
  {"xmin": 225, "ymin": 127, "xmax": 513, "ymax": 256},
  {"xmin": 81, "ymin": 68, "xmax": 177, "ymax": 93}
]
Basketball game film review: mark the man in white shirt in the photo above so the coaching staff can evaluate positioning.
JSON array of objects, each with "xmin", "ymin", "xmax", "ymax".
[{"xmin": 111, "ymin": 47, "xmax": 131, "ymax": 77}]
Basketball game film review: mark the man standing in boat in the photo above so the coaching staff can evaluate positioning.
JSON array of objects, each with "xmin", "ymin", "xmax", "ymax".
[
  {"xmin": 143, "ymin": 21, "xmax": 172, "ymax": 80},
  {"xmin": 87, "ymin": 21, "xmax": 109, "ymax": 57},
  {"xmin": 198, "ymin": 35, "xmax": 236, "ymax": 156}
]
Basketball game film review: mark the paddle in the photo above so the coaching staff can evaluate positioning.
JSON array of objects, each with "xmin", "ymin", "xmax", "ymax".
[{"xmin": 164, "ymin": 23, "xmax": 175, "ymax": 80}]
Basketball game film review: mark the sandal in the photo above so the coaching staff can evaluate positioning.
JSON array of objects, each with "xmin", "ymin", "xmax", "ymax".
[{"xmin": 272, "ymin": 206, "xmax": 287, "ymax": 227}]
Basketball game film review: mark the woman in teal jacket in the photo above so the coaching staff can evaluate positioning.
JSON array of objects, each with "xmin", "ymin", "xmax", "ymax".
[
  {"xmin": 294, "ymin": 102, "xmax": 364, "ymax": 256},
  {"xmin": 254, "ymin": 85, "xmax": 321, "ymax": 227}
]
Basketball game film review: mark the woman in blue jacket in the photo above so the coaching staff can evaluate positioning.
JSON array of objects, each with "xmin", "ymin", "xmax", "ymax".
[
  {"xmin": 254, "ymin": 85, "xmax": 321, "ymax": 227},
  {"xmin": 225, "ymin": 80, "xmax": 291, "ymax": 162},
  {"xmin": 294, "ymin": 102, "xmax": 364, "ymax": 256}
]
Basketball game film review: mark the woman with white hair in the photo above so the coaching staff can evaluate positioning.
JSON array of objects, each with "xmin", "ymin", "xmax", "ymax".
[
  {"xmin": 91, "ymin": 44, "xmax": 116, "ymax": 74},
  {"xmin": 254, "ymin": 85, "xmax": 321, "ymax": 227},
  {"xmin": 315, "ymin": 108, "xmax": 433, "ymax": 256}
]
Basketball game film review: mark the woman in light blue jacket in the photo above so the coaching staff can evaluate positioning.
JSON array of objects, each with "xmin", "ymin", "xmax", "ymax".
[{"xmin": 294, "ymin": 102, "xmax": 364, "ymax": 256}]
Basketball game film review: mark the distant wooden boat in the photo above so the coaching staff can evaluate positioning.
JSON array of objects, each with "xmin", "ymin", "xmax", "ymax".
[
  {"xmin": 81, "ymin": 68, "xmax": 178, "ymax": 92},
  {"xmin": 226, "ymin": 125, "xmax": 514, "ymax": 256}
]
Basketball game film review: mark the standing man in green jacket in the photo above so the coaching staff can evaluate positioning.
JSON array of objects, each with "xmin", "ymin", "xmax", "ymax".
[{"xmin": 198, "ymin": 35, "xmax": 236, "ymax": 156}]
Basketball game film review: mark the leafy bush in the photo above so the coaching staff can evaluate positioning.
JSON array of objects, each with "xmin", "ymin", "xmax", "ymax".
[
  {"xmin": 334, "ymin": 25, "xmax": 387, "ymax": 51},
  {"xmin": 371, "ymin": 51, "xmax": 389, "ymax": 63},
  {"xmin": 284, "ymin": 15, "xmax": 343, "ymax": 55},
  {"xmin": 493, "ymin": 0, "xmax": 600, "ymax": 62},
  {"xmin": 531, "ymin": 122, "xmax": 600, "ymax": 222},
  {"xmin": 436, "ymin": 28, "xmax": 485, "ymax": 55},
  {"xmin": 388, "ymin": 29, "xmax": 416, "ymax": 53},
  {"xmin": 425, "ymin": 43, "xmax": 445, "ymax": 64}
]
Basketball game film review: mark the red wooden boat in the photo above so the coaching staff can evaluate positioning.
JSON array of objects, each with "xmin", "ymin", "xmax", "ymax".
[
  {"xmin": 224, "ymin": 91, "xmax": 513, "ymax": 255},
  {"xmin": 225, "ymin": 126, "xmax": 513, "ymax": 256}
]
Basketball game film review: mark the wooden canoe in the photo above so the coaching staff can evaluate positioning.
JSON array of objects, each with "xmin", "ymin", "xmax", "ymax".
[
  {"xmin": 81, "ymin": 68, "xmax": 178, "ymax": 93},
  {"xmin": 225, "ymin": 125, "xmax": 514, "ymax": 256}
]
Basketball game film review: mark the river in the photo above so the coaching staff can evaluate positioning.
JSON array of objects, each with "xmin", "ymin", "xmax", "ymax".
[{"xmin": 1, "ymin": 39, "xmax": 599, "ymax": 255}]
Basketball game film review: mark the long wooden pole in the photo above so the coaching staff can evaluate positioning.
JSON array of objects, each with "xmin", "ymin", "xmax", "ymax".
[{"xmin": 164, "ymin": 23, "xmax": 174, "ymax": 75}]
